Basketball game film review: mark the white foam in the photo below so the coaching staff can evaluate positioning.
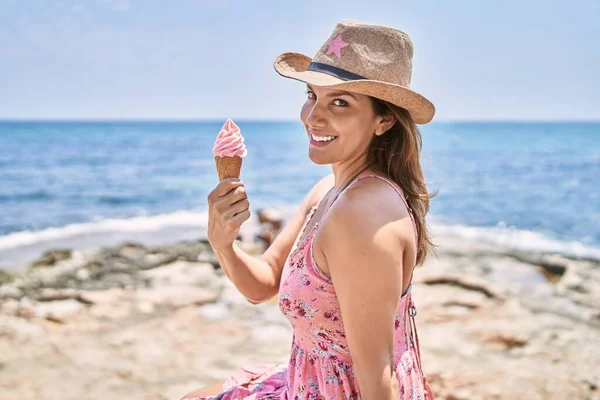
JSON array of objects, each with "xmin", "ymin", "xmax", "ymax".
[
  {"xmin": 2, "ymin": 206, "xmax": 599, "ymax": 268},
  {"xmin": 430, "ymin": 220, "xmax": 600, "ymax": 260},
  {"xmin": 0, "ymin": 210, "xmax": 211, "ymax": 251}
]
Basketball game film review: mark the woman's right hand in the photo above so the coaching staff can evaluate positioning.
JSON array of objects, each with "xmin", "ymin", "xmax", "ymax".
[{"xmin": 207, "ymin": 178, "xmax": 251, "ymax": 252}]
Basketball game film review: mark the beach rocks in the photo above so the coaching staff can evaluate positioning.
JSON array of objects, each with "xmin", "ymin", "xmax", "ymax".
[
  {"xmin": 0, "ymin": 236, "xmax": 598, "ymax": 399},
  {"xmin": 0, "ymin": 269, "xmax": 14, "ymax": 284},
  {"xmin": 0, "ymin": 240, "xmax": 221, "ymax": 299},
  {"xmin": 413, "ymin": 237, "xmax": 600, "ymax": 400},
  {"xmin": 28, "ymin": 249, "xmax": 73, "ymax": 269}
]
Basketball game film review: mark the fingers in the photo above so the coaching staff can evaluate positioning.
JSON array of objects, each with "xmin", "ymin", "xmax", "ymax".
[
  {"xmin": 206, "ymin": 179, "xmax": 250, "ymax": 250},
  {"xmin": 229, "ymin": 209, "xmax": 251, "ymax": 226},
  {"xmin": 222, "ymin": 197, "xmax": 249, "ymax": 220},
  {"xmin": 230, "ymin": 197, "xmax": 250, "ymax": 216},
  {"xmin": 207, "ymin": 180, "xmax": 246, "ymax": 206},
  {"xmin": 210, "ymin": 187, "xmax": 247, "ymax": 213},
  {"xmin": 221, "ymin": 208, "xmax": 250, "ymax": 234},
  {"xmin": 207, "ymin": 179, "xmax": 249, "ymax": 222},
  {"xmin": 228, "ymin": 186, "xmax": 247, "ymax": 205},
  {"xmin": 212, "ymin": 178, "xmax": 244, "ymax": 197}
]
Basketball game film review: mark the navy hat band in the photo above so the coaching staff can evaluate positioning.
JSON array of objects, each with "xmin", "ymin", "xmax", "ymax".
[{"xmin": 307, "ymin": 62, "xmax": 367, "ymax": 81}]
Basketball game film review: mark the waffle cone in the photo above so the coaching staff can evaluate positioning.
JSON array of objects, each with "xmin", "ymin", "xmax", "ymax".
[{"xmin": 215, "ymin": 156, "xmax": 243, "ymax": 180}]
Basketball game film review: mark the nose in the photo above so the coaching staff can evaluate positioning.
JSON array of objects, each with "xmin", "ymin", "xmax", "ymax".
[{"xmin": 304, "ymin": 100, "xmax": 327, "ymax": 129}]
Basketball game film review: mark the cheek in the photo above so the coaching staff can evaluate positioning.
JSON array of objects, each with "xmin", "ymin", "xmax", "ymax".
[{"xmin": 338, "ymin": 118, "xmax": 367, "ymax": 140}]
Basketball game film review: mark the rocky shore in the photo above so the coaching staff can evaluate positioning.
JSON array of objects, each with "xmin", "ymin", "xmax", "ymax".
[{"xmin": 0, "ymin": 236, "xmax": 599, "ymax": 399}]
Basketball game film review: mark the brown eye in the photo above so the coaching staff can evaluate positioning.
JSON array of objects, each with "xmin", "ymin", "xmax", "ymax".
[
  {"xmin": 305, "ymin": 91, "xmax": 348, "ymax": 107},
  {"xmin": 305, "ymin": 90, "xmax": 316, "ymax": 100}
]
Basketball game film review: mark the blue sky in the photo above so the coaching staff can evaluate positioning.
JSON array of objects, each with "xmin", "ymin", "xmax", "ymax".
[{"xmin": 0, "ymin": 0, "xmax": 599, "ymax": 121}]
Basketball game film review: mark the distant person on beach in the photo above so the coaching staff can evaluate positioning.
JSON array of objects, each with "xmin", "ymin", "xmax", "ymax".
[
  {"xmin": 254, "ymin": 208, "xmax": 284, "ymax": 250},
  {"xmin": 184, "ymin": 19, "xmax": 436, "ymax": 400}
]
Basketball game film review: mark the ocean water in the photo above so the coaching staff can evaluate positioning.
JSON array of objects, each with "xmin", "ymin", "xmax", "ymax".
[{"xmin": 0, "ymin": 120, "xmax": 599, "ymax": 268}]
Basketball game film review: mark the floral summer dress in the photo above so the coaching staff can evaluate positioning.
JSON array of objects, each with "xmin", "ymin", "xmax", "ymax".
[{"xmin": 187, "ymin": 173, "xmax": 426, "ymax": 400}]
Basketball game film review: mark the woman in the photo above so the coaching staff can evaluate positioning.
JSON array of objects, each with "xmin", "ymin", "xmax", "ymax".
[{"xmin": 183, "ymin": 19, "xmax": 435, "ymax": 400}]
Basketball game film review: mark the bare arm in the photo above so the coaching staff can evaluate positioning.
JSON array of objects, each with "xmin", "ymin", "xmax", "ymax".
[
  {"xmin": 320, "ymin": 181, "xmax": 413, "ymax": 400},
  {"xmin": 212, "ymin": 174, "xmax": 334, "ymax": 304}
]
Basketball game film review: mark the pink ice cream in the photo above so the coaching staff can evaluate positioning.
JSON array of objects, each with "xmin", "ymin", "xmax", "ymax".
[{"xmin": 212, "ymin": 118, "xmax": 248, "ymax": 158}]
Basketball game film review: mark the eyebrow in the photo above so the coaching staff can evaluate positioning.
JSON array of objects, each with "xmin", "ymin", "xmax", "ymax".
[{"xmin": 306, "ymin": 84, "xmax": 358, "ymax": 100}]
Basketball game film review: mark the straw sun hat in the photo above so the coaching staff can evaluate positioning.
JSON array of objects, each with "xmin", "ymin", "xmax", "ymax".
[{"xmin": 273, "ymin": 19, "xmax": 435, "ymax": 124}]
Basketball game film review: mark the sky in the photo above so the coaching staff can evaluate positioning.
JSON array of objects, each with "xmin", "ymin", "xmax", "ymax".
[{"xmin": 0, "ymin": 0, "xmax": 599, "ymax": 121}]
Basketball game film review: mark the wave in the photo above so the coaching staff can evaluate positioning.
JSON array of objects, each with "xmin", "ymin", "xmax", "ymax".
[
  {"xmin": 430, "ymin": 220, "xmax": 600, "ymax": 260},
  {"xmin": 0, "ymin": 208, "xmax": 599, "ymax": 262},
  {"xmin": 0, "ymin": 210, "xmax": 211, "ymax": 252}
]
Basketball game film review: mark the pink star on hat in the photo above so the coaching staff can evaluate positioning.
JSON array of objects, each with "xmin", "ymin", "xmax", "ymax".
[{"xmin": 326, "ymin": 33, "xmax": 348, "ymax": 58}]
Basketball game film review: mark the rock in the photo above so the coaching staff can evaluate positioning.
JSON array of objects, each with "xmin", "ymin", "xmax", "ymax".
[
  {"xmin": 200, "ymin": 302, "xmax": 230, "ymax": 321},
  {"xmin": 139, "ymin": 261, "xmax": 220, "ymax": 289},
  {"xmin": 0, "ymin": 269, "xmax": 14, "ymax": 284},
  {"xmin": 1, "ymin": 233, "xmax": 598, "ymax": 399},
  {"xmin": 136, "ymin": 301, "xmax": 155, "ymax": 314},
  {"xmin": 141, "ymin": 251, "xmax": 178, "ymax": 269},
  {"xmin": 0, "ymin": 299, "xmax": 21, "ymax": 315},
  {"xmin": 418, "ymin": 274, "xmax": 506, "ymax": 301},
  {"xmin": 197, "ymin": 249, "xmax": 221, "ymax": 269},
  {"xmin": 28, "ymin": 249, "xmax": 73, "ymax": 269},
  {"xmin": 0, "ymin": 314, "xmax": 46, "ymax": 339},
  {"xmin": 97, "ymin": 272, "xmax": 140, "ymax": 289},
  {"xmin": 33, "ymin": 299, "xmax": 86, "ymax": 322},
  {"xmin": 0, "ymin": 283, "xmax": 23, "ymax": 299},
  {"xmin": 21, "ymin": 251, "xmax": 86, "ymax": 291},
  {"xmin": 220, "ymin": 279, "xmax": 252, "ymax": 307},
  {"xmin": 165, "ymin": 240, "xmax": 215, "ymax": 263},
  {"xmin": 137, "ymin": 261, "xmax": 222, "ymax": 308},
  {"xmin": 75, "ymin": 268, "xmax": 91, "ymax": 281},
  {"xmin": 83, "ymin": 260, "xmax": 103, "ymax": 270},
  {"xmin": 481, "ymin": 332, "xmax": 529, "ymax": 349},
  {"xmin": 135, "ymin": 286, "xmax": 218, "ymax": 308},
  {"xmin": 33, "ymin": 288, "xmax": 94, "ymax": 305},
  {"xmin": 84, "ymin": 288, "xmax": 139, "ymax": 320},
  {"xmin": 116, "ymin": 242, "xmax": 147, "ymax": 258}
]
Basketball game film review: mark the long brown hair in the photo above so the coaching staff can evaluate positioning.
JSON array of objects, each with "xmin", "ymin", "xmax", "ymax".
[{"xmin": 368, "ymin": 98, "xmax": 434, "ymax": 265}]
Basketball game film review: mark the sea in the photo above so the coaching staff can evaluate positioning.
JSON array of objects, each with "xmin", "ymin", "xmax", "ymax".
[{"xmin": 0, "ymin": 120, "xmax": 599, "ymax": 269}]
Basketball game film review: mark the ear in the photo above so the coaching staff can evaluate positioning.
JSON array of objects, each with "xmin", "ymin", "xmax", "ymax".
[{"xmin": 374, "ymin": 112, "xmax": 397, "ymax": 136}]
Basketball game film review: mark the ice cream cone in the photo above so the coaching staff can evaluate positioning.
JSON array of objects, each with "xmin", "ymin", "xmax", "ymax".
[
  {"xmin": 215, "ymin": 155, "xmax": 243, "ymax": 180},
  {"xmin": 213, "ymin": 118, "xmax": 247, "ymax": 180}
]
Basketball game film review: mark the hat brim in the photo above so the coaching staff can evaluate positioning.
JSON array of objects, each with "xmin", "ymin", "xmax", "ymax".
[{"xmin": 273, "ymin": 52, "xmax": 435, "ymax": 124}]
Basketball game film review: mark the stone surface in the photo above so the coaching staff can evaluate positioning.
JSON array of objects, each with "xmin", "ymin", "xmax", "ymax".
[{"xmin": 0, "ymin": 236, "xmax": 598, "ymax": 399}]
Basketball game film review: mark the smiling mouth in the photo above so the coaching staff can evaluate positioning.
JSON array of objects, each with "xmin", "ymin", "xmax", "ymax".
[{"xmin": 309, "ymin": 133, "xmax": 338, "ymax": 142}]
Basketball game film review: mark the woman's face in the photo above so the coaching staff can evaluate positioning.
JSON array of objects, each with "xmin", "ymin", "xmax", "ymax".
[{"xmin": 300, "ymin": 84, "xmax": 394, "ymax": 166}]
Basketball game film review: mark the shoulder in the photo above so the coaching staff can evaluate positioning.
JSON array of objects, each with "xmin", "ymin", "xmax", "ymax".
[
  {"xmin": 318, "ymin": 176, "xmax": 412, "ymax": 291},
  {"xmin": 321, "ymin": 175, "xmax": 412, "ymax": 250},
  {"xmin": 306, "ymin": 173, "xmax": 335, "ymax": 209},
  {"xmin": 333, "ymin": 174, "xmax": 410, "ymax": 223}
]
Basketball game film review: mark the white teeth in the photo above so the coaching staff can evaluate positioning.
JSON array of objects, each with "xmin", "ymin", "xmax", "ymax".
[{"xmin": 311, "ymin": 134, "xmax": 337, "ymax": 142}]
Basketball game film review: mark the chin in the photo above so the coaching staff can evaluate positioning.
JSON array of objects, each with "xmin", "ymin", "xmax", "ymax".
[{"xmin": 308, "ymin": 152, "xmax": 332, "ymax": 165}]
